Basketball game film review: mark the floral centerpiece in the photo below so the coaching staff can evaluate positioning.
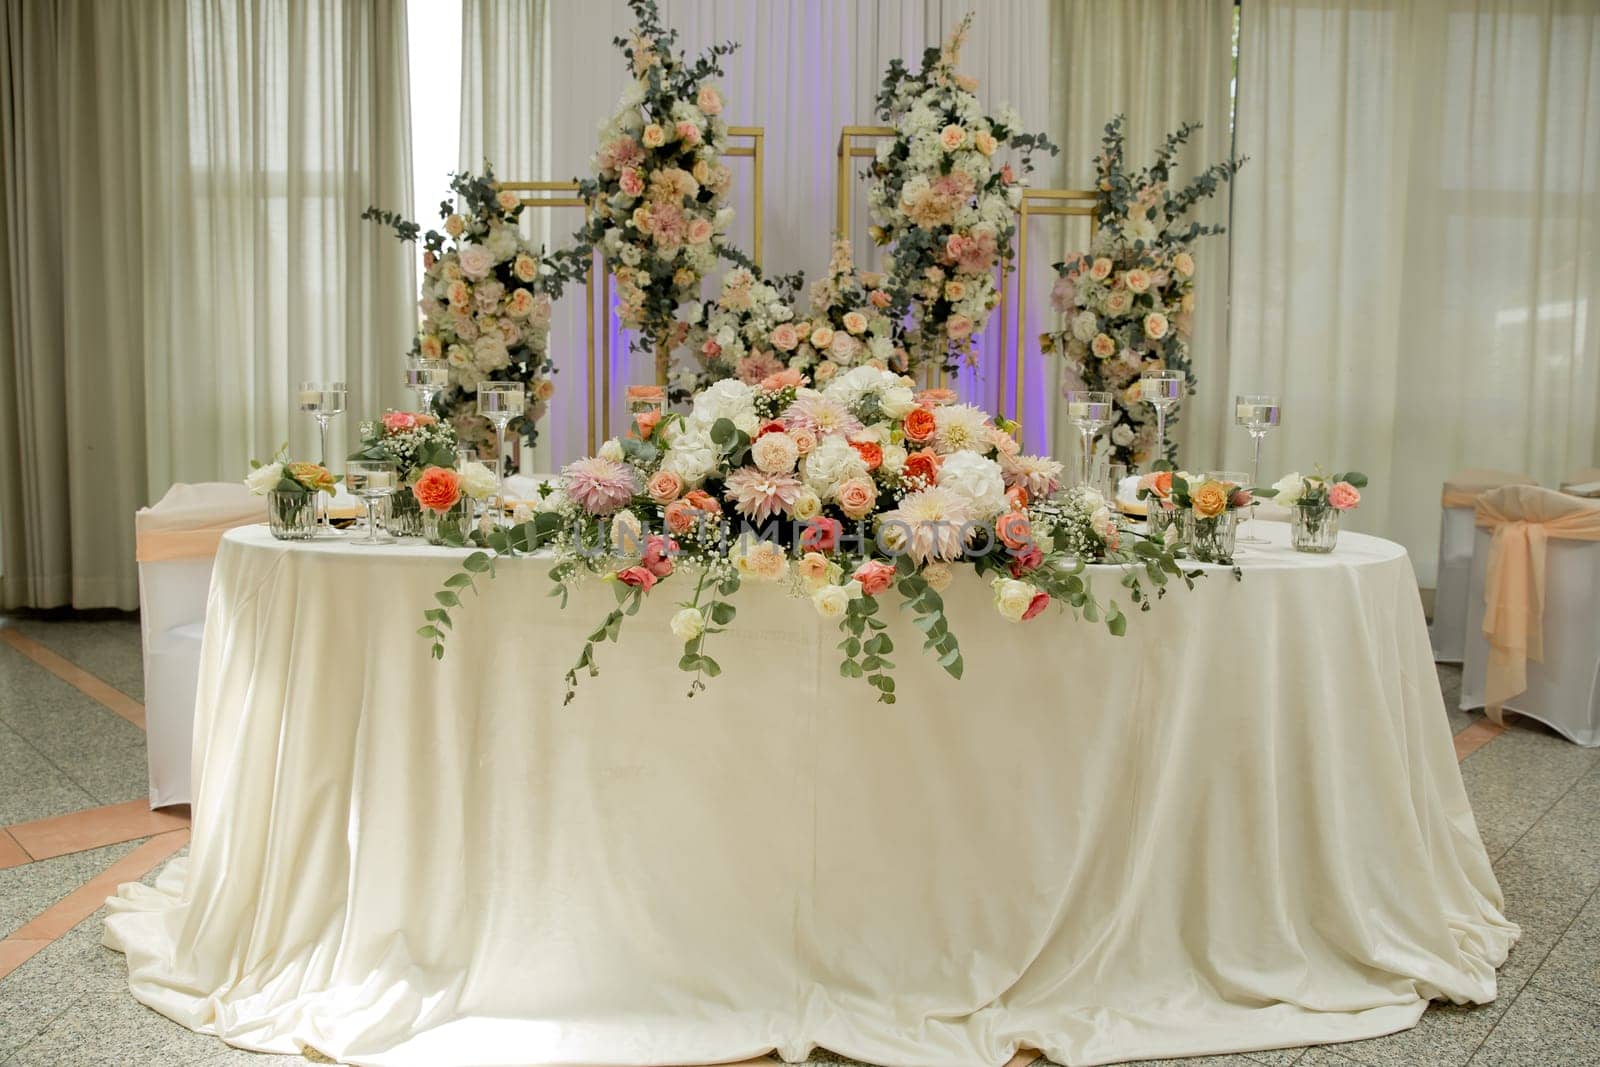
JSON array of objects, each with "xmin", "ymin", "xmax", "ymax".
[
  {"xmin": 1043, "ymin": 116, "xmax": 1244, "ymax": 467},
  {"xmin": 1269, "ymin": 469, "xmax": 1367, "ymax": 553},
  {"xmin": 363, "ymin": 169, "xmax": 575, "ymax": 458},
  {"xmin": 1166, "ymin": 472, "xmax": 1254, "ymax": 563},
  {"xmin": 411, "ymin": 461, "xmax": 498, "ymax": 545},
  {"xmin": 866, "ymin": 15, "xmax": 1055, "ymax": 377},
  {"xmin": 674, "ymin": 265, "xmax": 805, "ymax": 399},
  {"xmin": 246, "ymin": 451, "xmax": 336, "ymax": 540},
  {"xmin": 349, "ymin": 412, "xmax": 458, "ymax": 537},
  {"xmin": 792, "ymin": 239, "xmax": 903, "ymax": 381},
  {"xmin": 570, "ymin": 0, "xmax": 739, "ymax": 379},
  {"xmin": 417, "ymin": 370, "xmax": 1203, "ymax": 701}
]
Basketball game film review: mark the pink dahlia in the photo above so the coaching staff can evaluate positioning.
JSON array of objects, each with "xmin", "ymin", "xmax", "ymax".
[
  {"xmin": 735, "ymin": 349, "xmax": 785, "ymax": 384},
  {"xmin": 723, "ymin": 467, "xmax": 803, "ymax": 524},
  {"xmin": 562, "ymin": 456, "xmax": 637, "ymax": 516},
  {"xmin": 1001, "ymin": 453, "xmax": 1064, "ymax": 500},
  {"xmin": 782, "ymin": 392, "xmax": 862, "ymax": 439}
]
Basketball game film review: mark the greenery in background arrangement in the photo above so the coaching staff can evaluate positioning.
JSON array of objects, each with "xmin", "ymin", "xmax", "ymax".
[
  {"xmin": 1044, "ymin": 116, "xmax": 1245, "ymax": 467},
  {"xmin": 363, "ymin": 168, "xmax": 583, "ymax": 457}
]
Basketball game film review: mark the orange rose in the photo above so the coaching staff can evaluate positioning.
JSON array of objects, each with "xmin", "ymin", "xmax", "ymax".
[
  {"xmin": 634, "ymin": 410, "xmax": 662, "ymax": 439},
  {"xmin": 1006, "ymin": 485, "xmax": 1029, "ymax": 510},
  {"xmin": 850, "ymin": 440, "xmax": 883, "ymax": 471},
  {"xmin": 902, "ymin": 448, "xmax": 942, "ymax": 487},
  {"xmin": 903, "ymin": 406, "xmax": 937, "ymax": 444},
  {"xmin": 663, "ymin": 499, "xmax": 697, "ymax": 535},
  {"xmin": 1191, "ymin": 481, "xmax": 1229, "ymax": 519},
  {"xmin": 995, "ymin": 511, "xmax": 1033, "ymax": 552},
  {"xmin": 412, "ymin": 466, "xmax": 462, "ymax": 513},
  {"xmin": 286, "ymin": 462, "xmax": 335, "ymax": 495},
  {"xmin": 684, "ymin": 489, "xmax": 721, "ymax": 513}
]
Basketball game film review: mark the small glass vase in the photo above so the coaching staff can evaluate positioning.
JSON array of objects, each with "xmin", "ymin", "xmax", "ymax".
[
  {"xmin": 384, "ymin": 490, "xmax": 424, "ymax": 538},
  {"xmin": 266, "ymin": 490, "xmax": 317, "ymax": 541},
  {"xmin": 422, "ymin": 499, "xmax": 474, "ymax": 546},
  {"xmin": 1291, "ymin": 504, "xmax": 1341, "ymax": 553},
  {"xmin": 1185, "ymin": 510, "xmax": 1238, "ymax": 563},
  {"xmin": 1147, "ymin": 504, "xmax": 1181, "ymax": 544}
]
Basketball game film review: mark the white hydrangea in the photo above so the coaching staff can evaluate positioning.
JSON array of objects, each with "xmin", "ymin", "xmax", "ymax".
[
  {"xmin": 690, "ymin": 378, "xmax": 758, "ymax": 426},
  {"xmin": 801, "ymin": 435, "xmax": 870, "ymax": 497},
  {"xmin": 936, "ymin": 451, "xmax": 1008, "ymax": 520}
]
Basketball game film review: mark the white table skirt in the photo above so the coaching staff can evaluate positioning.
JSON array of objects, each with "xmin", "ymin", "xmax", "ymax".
[{"xmin": 105, "ymin": 523, "xmax": 1516, "ymax": 1067}]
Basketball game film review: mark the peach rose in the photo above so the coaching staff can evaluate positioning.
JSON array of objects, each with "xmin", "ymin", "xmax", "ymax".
[
  {"xmin": 412, "ymin": 466, "xmax": 462, "ymax": 513},
  {"xmin": 797, "ymin": 550, "xmax": 832, "ymax": 584},
  {"xmin": 687, "ymin": 217, "xmax": 714, "ymax": 244},
  {"xmin": 809, "ymin": 326, "xmax": 835, "ymax": 349},
  {"xmin": 616, "ymin": 565, "xmax": 657, "ymax": 592},
  {"xmin": 663, "ymin": 499, "xmax": 697, "ymax": 535},
  {"xmin": 800, "ymin": 517, "xmax": 843, "ymax": 553},
  {"xmin": 1090, "ymin": 333, "xmax": 1116, "ymax": 359},
  {"xmin": 444, "ymin": 214, "xmax": 466, "ymax": 237},
  {"xmin": 789, "ymin": 427, "xmax": 818, "ymax": 455},
  {"xmin": 852, "ymin": 559, "xmax": 896, "ymax": 596},
  {"xmin": 1328, "ymin": 482, "xmax": 1361, "ymax": 510},
  {"xmin": 696, "ymin": 85, "xmax": 723, "ymax": 115},
  {"xmin": 535, "ymin": 379, "xmax": 556, "ymax": 402},
  {"xmin": 675, "ymin": 121, "xmax": 701, "ymax": 146},
  {"xmin": 842, "ymin": 311, "xmax": 869, "ymax": 335},
  {"xmin": 939, "ymin": 124, "xmax": 967, "ymax": 151},
  {"xmin": 1144, "ymin": 312, "xmax": 1169, "ymax": 340},
  {"xmin": 647, "ymin": 470, "xmax": 683, "ymax": 504},
  {"xmin": 1090, "ymin": 257, "xmax": 1113, "ymax": 281},
  {"xmin": 869, "ymin": 289, "xmax": 892, "ymax": 309},
  {"xmin": 770, "ymin": 323, "xmax": 799, "ymax": 351},
  {"xmin": 974, "ymin": 130, "xmax": 997, "ymax": 156},
  {"xmin": 642, "ymin": 124, "xmax": 666, "ymax": 148},
  {"xmin": 1172, "ymin": 251, "xmax": 1195, "ymax": 277},
  {"xmin": 835, "ymin": 477, "xmax": 878, "ymax": 520},
  {"xmin": 1125, "ymin": 269, "xmax": 1152, "ymax": 293},
  {"xmin": 1191, "ymin": 481, "xmax": 1229, "ymax": 519},
  {"xmin": 1105, "ymin": 290, "xmax": 1133, "ymax": 316},
  {"xmin": 287, "ymin": 462, "xmax": 336, "ymax": 495}
]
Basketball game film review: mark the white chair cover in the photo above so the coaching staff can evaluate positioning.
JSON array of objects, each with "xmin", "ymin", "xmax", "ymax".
[
  {"xmin": 1431, "ymin": 468, "xmax": 1536, "ymax": 663},
  {"xmin": 1460, "ymin": 486, "xmax": 1600, "ymax": 746},
  {"xmin": 135, "ymin": 482, "xmax": 262, "ymax": 807}
]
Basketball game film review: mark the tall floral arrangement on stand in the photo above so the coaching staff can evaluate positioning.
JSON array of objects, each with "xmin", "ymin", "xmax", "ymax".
[
  {"xmin": 1042, "ymin": 117, "xmax": 1244, "ymax": 468},
  {"xmin": 416, "ymin": 370, "xmax": 1205, "ymax": 702},
  {"xmin": 674, "ymin": 265, "xmax": 805, "ymax": 399},
  {"xmin": 866, "ymin": 15, "xmax": 1055, "ymax": 378},
  {"xmin": 570, "ymin": 0, "xmax": 739, "ymax": 383},
  {"xmin": 363, "ymin": 169, "xmax": 580, "ymax": 458},
  {"xmin": 793, "ymin": 239, "xmax": 903, "ymax": 384}
]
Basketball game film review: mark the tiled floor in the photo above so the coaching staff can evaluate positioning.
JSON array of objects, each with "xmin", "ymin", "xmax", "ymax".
[{"xmin": 0, "ymin": 617, "xmax": 1596, "ymax": 1066}]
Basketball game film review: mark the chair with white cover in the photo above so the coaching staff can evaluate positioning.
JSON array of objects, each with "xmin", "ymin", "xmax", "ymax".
[
  {"xmin": 135, "ymin": 483, "xmax": 263, "ymax": 807},
  {"xmin": 1431, "ymin": 468, "xmax": 1536, "ymax": 663},
  {"xmin": 1460, "ymin": 485, "xmax": 1600, "ymax": 746}
]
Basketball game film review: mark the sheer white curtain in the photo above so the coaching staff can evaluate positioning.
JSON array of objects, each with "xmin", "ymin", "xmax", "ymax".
[
  {"xmin": 1229, "ymin": 0, "xmax": 1600, "ymax": 583},
  {"xmin": 0, "ymin": 0, "xmax": 414, "ymax": 608},
  {"xmin": 540, "ymin": 0, "xmax": 1058, "ymax": 465},
  {"xmin": 1046, "ymin": 0, "xmax": 1237, "ymax": 464}
]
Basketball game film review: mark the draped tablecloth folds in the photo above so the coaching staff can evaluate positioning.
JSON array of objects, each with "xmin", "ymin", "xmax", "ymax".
[
  {"xmin": 1473, "ymin": 485, "xmax": 1600, "ymax": 718},
  {"xmin": 105, "ymin": 523, "xmax": 1516, "ymax": 1067}
]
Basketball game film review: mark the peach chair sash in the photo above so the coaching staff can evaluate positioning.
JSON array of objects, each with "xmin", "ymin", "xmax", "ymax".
[
  {"xmin": 1474, "ymin": 485, "xmax": 1600, "ymax": 719},
  {"xmin": 1441, "ymin": 468, "xmax": 1536, "ymax": 510},
  {"xmin": 135, "ymin": 483, "xmax": 264, "ymax": 562}
]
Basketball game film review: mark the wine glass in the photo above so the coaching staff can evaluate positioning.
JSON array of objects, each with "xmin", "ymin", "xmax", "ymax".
[
  {"xmin": 405, "ymin": 358, "xmax": 450, "ymax": 413},
  {"xmin": 1234, "ymin": 394, "xmax": 1281, "ymax": 544},
  {"xmin": 299, "ymin": 380, "xmax": 347, "ymax": 536},
  {"xmin": 478, "ymin": 381, "xmax": 525, "ymax": 523},
  {"xmin": 346, "ymin": 459, "xmax": 398, "ymax": 546},
  {"xmin": 1140, "ymin": 369, "xmax": 1184, "ymax": 470},
  {"xmin": 1065, "ymin": 390, "xmax": 1113, "ymax": 488}
]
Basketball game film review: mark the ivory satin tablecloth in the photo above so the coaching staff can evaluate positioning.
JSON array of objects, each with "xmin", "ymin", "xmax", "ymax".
[{"xmin": 105, "ymin": 524, "xmax": 1516, "ymax": 1067}]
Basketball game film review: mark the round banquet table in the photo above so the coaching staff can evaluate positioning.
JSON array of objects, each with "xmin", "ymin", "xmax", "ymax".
[{"xmin": 105, "ymin": 522, "xmax": 1517, "ymax": 1067}]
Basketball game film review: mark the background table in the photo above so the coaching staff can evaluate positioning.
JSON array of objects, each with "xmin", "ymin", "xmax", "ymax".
[{"xmin": 105, "ymin": 523, "xmax": 1516, "ymax": 1067}]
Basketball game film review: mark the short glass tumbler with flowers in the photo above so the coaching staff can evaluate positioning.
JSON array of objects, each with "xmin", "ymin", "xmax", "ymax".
[
  {"xmin": 1268, "ymin": 469, "xmax": 1366, "ymax": 553},
  {"xmin": 413, "ymin": 368, "xmax": 1205, "ymax": 701},
  {"xmin": 412, "ymin": 460, "xmax": 500, "ymax": 545},
  {"xmin": 349, "ymin": 412, "xmax": 458, "ymax": 537},
  {"xmin": 245, "ymin": 452, "xmax": 337, "ymax": 541},
  {"xmin": 1167, "ymin": 473, "xmax": 1254, "ymax": 563}
]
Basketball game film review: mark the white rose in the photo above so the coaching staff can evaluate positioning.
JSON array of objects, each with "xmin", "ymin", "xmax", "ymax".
[
  {"xmin": 484, "ymin": 225, "xmax": 519, "ymax": 262},
  {"xmin": 811, "ymin": 584, "xmax": 852, "ymax": 620},
  {"xmin": 460, "ymin": 461, "xmax": 498, "ymax": 501},
  {"xmin": 1272, "ymin": 472, "xmax": 1304, "ymax": 504},
  {"xmin": 881, "ymin": 444, "xmax": 908, "ymax": 475},
  {"xmin": 791, "ymin": 488, "xmax": 822, "ymax": 520},
  {"xmin": 245, "ymin": 462, "xmax": 283, "ymax": 495},
  {"xmin": 691, "ymin": 378, "xmax": 757, "ymax": 425},
  {"xmin": 879, "ymin": 384, "xmax": 916, "ymax": 419},
  {"xmin": 457, "ymin": 244, "xmax": 494, "ymax": 279},
  {"xmin": 936, "ymin": 452, "xmax": 1008, "ymax": 520},
  {"xmin": 1111, "ymin": 423, "xmax": 1135, "ymax": 447},
  {"xmin": 1071, "ymin": 310, "xmax": 1099, "ymax": 343},
  {"xmin": 733, "ymin": 412, "xmax": 759, "ymax": 436},
  {"xmin": 992, "ymin": 577, "xmax": 1037, "ymax": 623},
  {"xmin": 533, "ymin": 486, "xmax": 567, "ymax": 514},
  {"xmin": 598, "ymin": 439, "xmax": 625, "ymax": 462},
  {"xmin": 670, "ymin": 608, "xmax": 705, "ymax": 642}
]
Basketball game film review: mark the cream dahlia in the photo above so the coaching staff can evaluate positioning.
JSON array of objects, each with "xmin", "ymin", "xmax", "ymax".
[
  {"xmin": 876, "ymin": 487, "xmax": 972, "ymax": 565},
  {"xmin": 723, "ymin": 467, "xmax": 803, "ymax": 524},
  {"xmin": 932, "ymin": 404, "xmax": 994, "ymax": 454},
  {"xmin": 1000, "ymin": 453, "xmax": 1064, "ymax": 499}
]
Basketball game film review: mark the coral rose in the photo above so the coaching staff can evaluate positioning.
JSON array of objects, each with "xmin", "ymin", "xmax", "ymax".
[
  {"xmin": 1328, "ymin": 482, "xmax": 1361, "ymax": 510},
  {"xmin": 647, "ymin": 470, "xmax": 684, "ymax": 504},
  {"xmin": 634, "ymin": 410, "xmax": 662, "ymax": 439},
  {"xmin": 1191, "ymin": 481, "xmax": 1229, "ymax": 519},
  {"xmin": 995, "ymin": 511, "xmax": 1033, "ymax": 552},
  {"xmin": 850, "ymin": 440, "xmax": 883, "ymax": 470},
  {"xmin": 852, "ymin": 559, "xmax": 896, "ymax": 597},
  {"xmin": 411, "ymin": 466, "xmax": 462, "ymax": 513},
  {"xmin": 684, "ymin": 489, "xmax": 721, "ymax": 513},
  {"xmin": 1021, "ymin": 590, "xmax": 1051, "ymax": 621},
  {"xmin": 1008, "ymin": 544, "xmax": 1043, "ymax": 577},
  {"xmin": 616, "ymin": 566, "xmax": 657, "ymax": 592},
  {"xmin": 664, "ymin": 499, "xmax": 697, "ymax": 535},
  {"xmin": 902, "ymin": 448, "xmax": 942, "ymax": 487},
  {"xmin": 903, "ymin": 406, "xmax": 937, "ymax": 444}
]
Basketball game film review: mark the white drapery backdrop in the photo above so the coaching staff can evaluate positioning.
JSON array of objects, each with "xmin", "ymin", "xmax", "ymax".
[
  {"xmin": 1227, "ymin": 0, "xmax": 1600, "ymax": 582},
  {"xmin": 0, "ymin": 0, "xmax": 415, "ymax": 608}
]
